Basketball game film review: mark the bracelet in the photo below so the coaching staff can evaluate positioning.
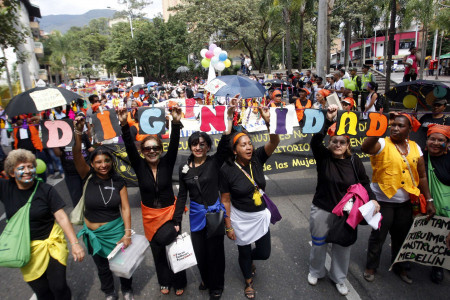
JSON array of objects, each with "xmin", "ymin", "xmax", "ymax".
[
  {"xmin": 426, "ymin": 198, "xmax": 434, "ymax": 202},
  {"xmin": 125, "ymin": 229, "xmax": 132, "ymax": 231},
  {"xmin": 225, "ymin": 227, "xmax": 234, "ymax": 232},
  {"xmin": 74, "ymin": 129, "xmax": 83, "ymax": 136},
  {"xmin": 124, "ymin": 236, "xmax": 132, "ymax": 239},
  {"xmin": 71, "ymin": 241, "xmax": 79, "ymax": 246},
  {"xmin": 227, "ymin": 117, "xmax": 234, "ymax": 121}
]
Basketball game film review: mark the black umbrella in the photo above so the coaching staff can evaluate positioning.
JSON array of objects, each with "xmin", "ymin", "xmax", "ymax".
[
  {"xmin": 264, "ymin": 79, "xmax": 292, "ymax": 87},
  {"xmin": 386, "ymin": 80, "xmax": 449, "ymax": 110},
  {"xmin": 131, "ymin": 84, "xmax": 147, "ymax": 92},
  {"xmin": 5, "ymin": 87, "xmax": 81, "ymax": 117},
  {"xmin": 105, "ymin": 87, "xmax": 124, "ymax": 93}
]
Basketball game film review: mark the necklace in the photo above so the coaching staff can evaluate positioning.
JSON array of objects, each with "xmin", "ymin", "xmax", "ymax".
[
  {"xmin": 98, "ymin": 179, "xmax": 114, "ymax": 206},
  {"xmin": 394, "ymin": 141, "xmax": 409, "ymax": 157}
]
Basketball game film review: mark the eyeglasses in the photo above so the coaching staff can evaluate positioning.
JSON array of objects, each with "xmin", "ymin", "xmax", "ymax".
[
  {"xmin": 330, "ymin": 140, "xmax": 348, "ymax": 146},
  {"xmin": 275, "ymin": 94, "xmax": 282, "ymax": 97},
  {"xmin": 142, "ymin": 146, "xmax": 161, "ymax": 152}
]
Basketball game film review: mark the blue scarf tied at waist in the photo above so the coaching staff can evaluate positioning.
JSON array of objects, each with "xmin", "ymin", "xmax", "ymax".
[
  {"xmin": 189, "ymin": 197, "xmax": 226, "ymax": 232},
  {"xmin": 77, "ymin": 217, "xmax": 124, "ymax": 258}
]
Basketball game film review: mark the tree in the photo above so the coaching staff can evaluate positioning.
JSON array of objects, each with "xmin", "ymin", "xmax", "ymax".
[
  {"xmin": 385, "ymin": 0, "xmax": 396, "ymax": 91},
  {"xmin": 0, "ymin": 0, "xmax": 28, "ymax": 97}
]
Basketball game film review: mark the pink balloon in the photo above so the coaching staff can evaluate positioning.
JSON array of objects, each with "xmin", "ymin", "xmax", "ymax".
[
  {"xmin": 205, "ymin": 50, "xmax": 214, "ymax": 59},
  {"xmin": 209, "ymin": 44, "xmax": 217, "ymax": 51}
]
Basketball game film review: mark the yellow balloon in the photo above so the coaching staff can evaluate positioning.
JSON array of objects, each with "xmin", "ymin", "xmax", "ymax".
[
  {"xmin": 224, "ymin": 59, "xmax": 232, "ymax": 68},
  {"xmin": 403, "ymin": 95, "xmax": 417, "ymax": 109}
]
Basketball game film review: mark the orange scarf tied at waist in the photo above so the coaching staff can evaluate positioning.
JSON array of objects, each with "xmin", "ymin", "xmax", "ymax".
[{"xmin": 141, "ymin": 201, "xmax": 176, "ymax": 241}]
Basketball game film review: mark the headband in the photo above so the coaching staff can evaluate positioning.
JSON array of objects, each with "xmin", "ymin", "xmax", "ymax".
[
  {"xmin": 233, "ymin": 132, "xmax": 247, "ymax": 145},
  {"xmin": 427, "ymin": 124, "xmax": 450, "ymax": 139},
  {"xmin": 397, "ymin": 113, "xmax": 421, "ymax": 132}
]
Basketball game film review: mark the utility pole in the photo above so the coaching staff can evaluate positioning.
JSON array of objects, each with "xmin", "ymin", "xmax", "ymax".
[{"xmin": 316, "ymin": 0, "xmax": 328, "ymax": 78}]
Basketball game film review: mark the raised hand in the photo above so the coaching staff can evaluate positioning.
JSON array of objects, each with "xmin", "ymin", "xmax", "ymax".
[
  {"xmin": 227, "ymin": 93, "xmax": 240, "ymax": 117},
  {"xmin": 259, "ymin": 105, "xmax": 270, "ymax": 124},
  {"xmin": 326, "ymin": 104, "xmax": 338, "ymax": 122},
  {"xmin": 73, "ymin": 116, "xmax": 85, "ymax": 132},
  {"xmin": 171, "ymin": 105, "xmax": 182, "ymax": 123},
  {"xmin": 117, "ymin": 107, "xmax": 128, "ymax": 126}
]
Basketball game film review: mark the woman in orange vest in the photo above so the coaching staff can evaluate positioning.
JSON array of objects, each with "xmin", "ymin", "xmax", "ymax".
[
  {"xmin": 296, "ymin": 88, "xmax": 312, "ymax": 126},
  {"xmin": 117, "ymin": 105, "xmax": 187, "ymax": 296},
  {"xmin": 362, "ymin": 113, "xmax": 435, "ymax": 284}
]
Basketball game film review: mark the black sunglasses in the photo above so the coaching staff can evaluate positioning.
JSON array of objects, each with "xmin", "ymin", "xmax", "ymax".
[{"xmin": 142, "ymin": 146, "xmax": 161, "ymax": 152}]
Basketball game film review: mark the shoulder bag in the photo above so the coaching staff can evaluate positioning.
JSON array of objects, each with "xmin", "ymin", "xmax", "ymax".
[
  {"xmin": 0, "ymin": 179, "xmax": 41, "ymax": 268},
  {"xmin": 70, "ymin": 174, "xmax": 92, "ymax": 225},
  {"xmin": 191, "ymin": 162, "xmax": 225, "ymax": 239},
  {"xmin": 234, "ymin": 161, "xmax": 282, "ymax": 224}
]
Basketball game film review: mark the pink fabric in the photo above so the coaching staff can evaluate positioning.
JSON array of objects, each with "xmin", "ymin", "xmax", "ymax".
[{"xmin": 332, "ymin": 183, "xmax": 369, "ymax": 229}]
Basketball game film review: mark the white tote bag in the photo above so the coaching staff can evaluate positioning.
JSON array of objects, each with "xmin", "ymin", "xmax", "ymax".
[{"xmin": 166, "ymin": 232, "xmax": 197, "ymax": 273}]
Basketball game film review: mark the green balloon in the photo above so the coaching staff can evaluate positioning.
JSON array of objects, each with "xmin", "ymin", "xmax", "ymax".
[
  {"xmin": 201, "ymin": 58, "xmax": 210, "ymax": 68},
  {"xmin": 36, "ymin": 159, "xmax": 47, "ymax": 174}
]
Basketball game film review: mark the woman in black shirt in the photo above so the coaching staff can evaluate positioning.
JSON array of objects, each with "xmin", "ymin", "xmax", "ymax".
[
  {"xmin": 307, "ymin": 105, "xmax": 379, "ymax": 296},
  {"xmin": 0, "ymin": 149, "xmax": 85, "ymax": 300},
  {"xmin": 117, "ymin": 106, "xmax": 186, "ymax": 296},
  {"xmin": 220, "ymin": 106, "xmax": 280, "ymax": 299},
  {"xmin": 73, "ymin": 116, "xmax": 133, "ymax": 300},
  {"xmin": 174, "ymin": 102, "xmax": 235, "ymax": 299}
]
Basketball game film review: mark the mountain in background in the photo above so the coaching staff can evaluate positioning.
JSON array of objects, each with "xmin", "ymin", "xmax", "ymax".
[{"xmin": 39, "ymin": 9, "xmax": 118, "ymax": 34}]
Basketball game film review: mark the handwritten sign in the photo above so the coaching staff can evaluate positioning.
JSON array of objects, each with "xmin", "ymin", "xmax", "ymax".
[
  {"xmin": 30, "ymin": 89, "xmax": 67, "ymax": 111},
  {"xmin": 391, "ymin": 216, "xmax": 450, "ymax": 271}
]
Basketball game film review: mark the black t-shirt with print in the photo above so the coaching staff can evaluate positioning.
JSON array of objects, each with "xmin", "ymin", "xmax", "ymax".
[
  {"xmin": 0, "ymin": 179, "xmax": 66, "ymax": 240},
  {"xmin": 220, "ymin": 146, "xmax": 269, "ymax": 213}
]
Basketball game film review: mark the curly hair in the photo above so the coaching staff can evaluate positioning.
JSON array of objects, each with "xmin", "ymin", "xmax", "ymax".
[{"xmin": 4, "ymin": 149, "xmax": 36, "ymax": 176}]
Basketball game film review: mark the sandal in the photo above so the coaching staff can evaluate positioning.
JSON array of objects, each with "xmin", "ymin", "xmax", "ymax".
[
  {"xmin": 244, "ymin": 280, "xmax": 255, "ymax": 299},
  {"xmin": 175, "ymin": 288, "xmax": 184, "ymax": 296},
  {"xmin": 251, "ymin": 264, "xmax": 256, "ymax": 277},
  {"xmin": 160, "ymin": 286, "xmax": 170, "ymax": 295}
]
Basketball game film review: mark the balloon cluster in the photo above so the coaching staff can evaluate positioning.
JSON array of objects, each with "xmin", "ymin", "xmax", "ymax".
[{"xmin": 200, "ymin": 44, "xmax": 232, "ymax": 71}]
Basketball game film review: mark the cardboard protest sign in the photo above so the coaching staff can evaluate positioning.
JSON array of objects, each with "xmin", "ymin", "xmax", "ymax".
[
  {"xmin": 138, "ymin": 107, "xmax": 166, "ymax": 135},
  {"xmin": 91, "ymin": 109, "xmax": 122, "ymax": 142},
  {"xmin": 41, "ymin": 119, "xmax": 74, "ymax": 148},
  {"xmin": 391, "ymin": 216, "xmax": 450, "ymax": 271},
  {"xmin": 30, "ymin": 89, "xmax": 67, "ymax": 111},
  {"xmin": 302, "ymin": 109, "xmax": 325, "ymax": 134},
  {"xmin": 269, "ymin": 106, "xmax": 297, "ymax": 135},
  {"xmin": 335, "ymin": 111, "xmax": 359, "ymax": 136},
  {"xmin": 200, "ymin": 105, "xmax": 226, "ymax": 132}
]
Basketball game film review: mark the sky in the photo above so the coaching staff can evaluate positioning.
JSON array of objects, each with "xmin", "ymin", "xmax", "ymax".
[{"xmin": 30, "ymin": 0, "xmax": 163, "ymax": 18}]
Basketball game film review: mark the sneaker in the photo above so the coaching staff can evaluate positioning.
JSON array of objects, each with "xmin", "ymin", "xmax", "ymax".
[
  {"xmin": 123, "ymin": 291, "xmax": 134, "ymax": 300},
  {"xmin": 105, "ymin": 294, "xmax": 118, "ymax": 300},
  {"xmin": 336, "ymin": 283, "xmax": 348, "ymax": 296},
  {"xmin": 307, "ymin": 273, "xmax": 318, "ymax": 285}
]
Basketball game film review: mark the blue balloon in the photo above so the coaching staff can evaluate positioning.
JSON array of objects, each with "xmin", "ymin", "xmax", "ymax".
[{"xmin": 219, "ymin": 53, "xmax": 227, "ymax": 62}]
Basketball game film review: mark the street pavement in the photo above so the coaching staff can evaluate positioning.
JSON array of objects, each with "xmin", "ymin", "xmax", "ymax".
[{"xmin": 1, "ymin": 162, "xmax": 448, "ymax": 300}]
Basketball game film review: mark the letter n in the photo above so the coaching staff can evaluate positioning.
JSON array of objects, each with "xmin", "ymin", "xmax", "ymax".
[{"xmin": 200, "ymin": 106, "xmax": 226, "ymax": 132}]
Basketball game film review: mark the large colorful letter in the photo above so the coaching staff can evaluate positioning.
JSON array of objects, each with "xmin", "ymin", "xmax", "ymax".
[
  {"xmin": 336, "ymin": 111, "xmax": 358, "ymax": 136},
  {"xmin": 200, "ymin": 105, "xmax": 226, "ymax": 132},
  {"xmin": 41, "ymin": 120, "xmax": 74, "ymax": 148},
  {"xmin": 302, "ymin": 109, "xmax": 325, "ymax": 133},
  {"xmin": 184, "ymin": 98, "xmax": 196, "ymax": 119},
  {"xmin": 366, "ymin": 113, "xmax": 388, "ymax": 137},
  {"xmin": 91, "ymin": 109, "xmax": 121, "ymax": 141},
  {"xmin": 269, "ymin": 106, "xmax": 297, "ymax": 134},
  {"xmin": 138, "ymin": 107, "xmax": 165, "ymax": 135}
]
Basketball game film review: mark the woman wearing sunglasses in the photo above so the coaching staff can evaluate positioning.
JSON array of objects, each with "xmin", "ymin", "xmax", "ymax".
[
  {"xmin": 308, "ymin": 105, "xmax": 379, "ymax": 296},
  {"xmin": 117, "ymin": 106, "xmax": 186, "ymax": 296}
]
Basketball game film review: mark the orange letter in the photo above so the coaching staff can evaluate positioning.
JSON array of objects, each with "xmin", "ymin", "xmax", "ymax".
[{"xmin": 366, "ymin": 113, "xmax": 388, "ymax": 137}]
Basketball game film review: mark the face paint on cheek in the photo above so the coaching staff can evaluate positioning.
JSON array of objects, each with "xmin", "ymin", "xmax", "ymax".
[{"xmin": 15, "ymin": 167, "xmax": 36, "ymax": 183}]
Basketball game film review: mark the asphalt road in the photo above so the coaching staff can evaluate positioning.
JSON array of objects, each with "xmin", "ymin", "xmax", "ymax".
[{"xmin": 0, "ymin": 163, "xmax": 448, "ymax": 300}]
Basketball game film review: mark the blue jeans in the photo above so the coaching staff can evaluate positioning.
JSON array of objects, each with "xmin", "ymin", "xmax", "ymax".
[{"xmin": 45, "ymin": 148, "xmax": 64, "ymax": 174}]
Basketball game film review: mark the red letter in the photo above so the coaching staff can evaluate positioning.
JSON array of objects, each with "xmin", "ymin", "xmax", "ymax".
[{"xmin": 200, "ymin": 106, "xmax": 226, "ymax": 132}]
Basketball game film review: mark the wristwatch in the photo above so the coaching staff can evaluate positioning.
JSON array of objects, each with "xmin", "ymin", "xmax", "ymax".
[{"xmin": 426, "ymin": 198, "xmax": 434, "ymax": 202}]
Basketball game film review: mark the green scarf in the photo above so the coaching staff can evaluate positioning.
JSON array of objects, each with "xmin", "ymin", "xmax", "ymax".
[
  {"xmin": 428, "ymin": 155, "xmax": 450, "ymax": 218},
  {"xmin": 77, "ymin": 217, "xmax": 124, "ymax": 258}
]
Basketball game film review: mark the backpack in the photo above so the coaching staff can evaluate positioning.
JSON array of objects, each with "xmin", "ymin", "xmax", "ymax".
[{"xmin": 374, "ymin": 93, "xmax": 389, "ymax": 112}]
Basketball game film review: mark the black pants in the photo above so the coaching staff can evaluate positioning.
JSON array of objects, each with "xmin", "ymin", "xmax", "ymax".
[
  {"xmin": 64, "ymin": 173, "xmax": 83, "ymax": 207},
  {"xmin": 366, "ymin": 201, "xmax": 413, "ymax": 271},
  {"xmin": 27, "ymin": 256, "xmax": 71, "ymax": 300},
  {"xmin": 150, "ymin": 240, "xmax": 187, "ymax": 289},
  {"xmin": 403, "ymin": 73, "xmax": 417, "ymax": 82},
  {"xmin": 360, "ymin": 91, "xmax": 369, "ymax": 111},
  {"xmin": 191, "ymin": 228, "xmax": 225, "ymax": 293},
  {"xmin": 86, "ymin": 237, "xmax": 132, "ymax": 296},
  {"xmin": 237, "ymin": 230, "xmax": 271, "ymax": 280}
]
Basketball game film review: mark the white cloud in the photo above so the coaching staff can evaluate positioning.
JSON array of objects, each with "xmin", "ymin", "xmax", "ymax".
[{"xmin": 30, "ymin": 0, "xmax": 162, "ymax": 18}]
